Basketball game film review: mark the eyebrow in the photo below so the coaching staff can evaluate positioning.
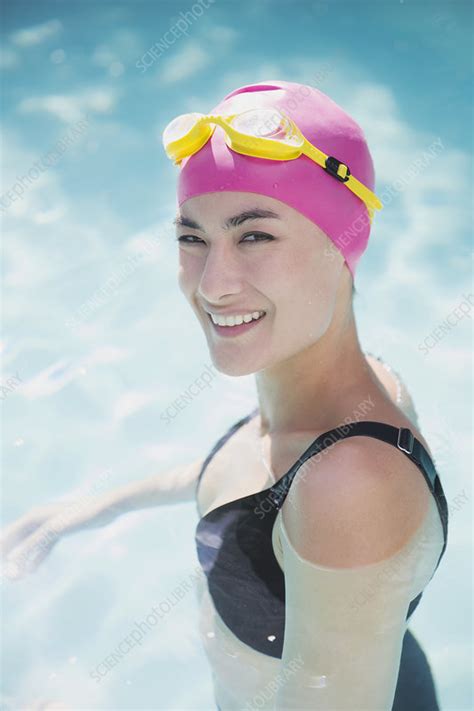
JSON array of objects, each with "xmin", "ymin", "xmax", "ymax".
[{"xmin": 172, "ymin": 208, "xmax": 282, "ymax": 231}]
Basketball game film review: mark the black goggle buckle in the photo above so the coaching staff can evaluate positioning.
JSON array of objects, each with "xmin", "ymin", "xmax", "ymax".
[{"xmin": 324, "ymin": 156, "xmax": 351, "ymax": 183}]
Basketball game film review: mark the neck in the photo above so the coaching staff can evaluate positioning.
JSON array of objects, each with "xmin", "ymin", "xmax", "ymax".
[{"xmin": 254, "ymin": 297, "xmax": 375, "ymax": 438}]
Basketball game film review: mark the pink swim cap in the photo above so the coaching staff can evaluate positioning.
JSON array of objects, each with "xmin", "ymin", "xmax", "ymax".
[{"xmin": 176, "ymin": 80, "xmax": 377, "ymax": 279}]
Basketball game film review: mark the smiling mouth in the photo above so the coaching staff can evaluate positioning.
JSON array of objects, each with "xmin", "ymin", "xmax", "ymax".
[{"xmin": 206, "ymin": 311, "xmax": 266, "ymax": 327}]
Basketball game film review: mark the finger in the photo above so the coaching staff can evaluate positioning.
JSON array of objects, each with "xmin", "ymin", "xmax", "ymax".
[
  {"xmin": 5, "ymin": 526, "xmax": 59, "ymax": 575},
  {"xmin": 0, "ymin": 502, "xmax": 67, "ymax": 557},
  {"xmin": 3, "ymin": 540, "xmax": 55, "ymax": 580},
  {"xmin": 0, "ymin": 517, "xmax": 42, "ymax": 557}
]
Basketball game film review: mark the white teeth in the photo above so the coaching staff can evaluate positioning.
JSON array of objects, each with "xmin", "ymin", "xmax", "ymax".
[{"xmin": 210, "ymin": 310, "xmax": 265, "ymax": 327}]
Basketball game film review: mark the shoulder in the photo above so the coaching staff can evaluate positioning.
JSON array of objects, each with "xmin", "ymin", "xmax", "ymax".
[
  {"xmin": 281, "ymin": 430, "xmax": 433, "ymax": 568},
  {"xmin": 365, "ymin": 353, "xmax": 421, "ymax": 430}
]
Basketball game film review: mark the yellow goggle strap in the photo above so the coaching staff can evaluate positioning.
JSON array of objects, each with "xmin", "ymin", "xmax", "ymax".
[
  {"xmin": 169, "ymin": 114, "xmax": 382, "ymax": 221},
  {"xmin": 302, "ymin": 140, "xmax": 382, "ymax": 215}
]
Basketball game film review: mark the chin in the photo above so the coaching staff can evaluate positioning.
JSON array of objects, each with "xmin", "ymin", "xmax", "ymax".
[{"xmin": 208, "ymin": 353, "xmax": 262, "ymax": 378}]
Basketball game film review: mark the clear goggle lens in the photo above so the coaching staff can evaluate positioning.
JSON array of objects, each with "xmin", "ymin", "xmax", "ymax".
[
  {"xmin": 162, "ymin": 112, "xmax": 204, "ymax": 146},
  {"xmin": 229, "ymin": 108, "xmax": 303, "ymax": 147},
  {"xmin": 163, "ymin": 109, "xmax": 304, "ymax": 149}
]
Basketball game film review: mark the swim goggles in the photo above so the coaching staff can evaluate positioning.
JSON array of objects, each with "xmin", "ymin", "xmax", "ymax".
[{"xmin": 162, "ymin": 108, "xmax": 383, "ymax": 222}]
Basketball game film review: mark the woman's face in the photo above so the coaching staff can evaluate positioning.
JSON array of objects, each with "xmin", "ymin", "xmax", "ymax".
[{"xmin": 175, "ymin": 191, "xmax": 345, "ymax": 376}]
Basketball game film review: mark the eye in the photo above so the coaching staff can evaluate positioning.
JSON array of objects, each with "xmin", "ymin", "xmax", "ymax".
[
  {"xmin": 241, "ymin": 232, "xmax": 275, "ymax": 243},
  {"xmin": 175, "ymin": 232, "xmax": 274, "ymax": 244},
  {"xmin": 175, "ymin": 235, "xmax": 204, "ymax": 244}
]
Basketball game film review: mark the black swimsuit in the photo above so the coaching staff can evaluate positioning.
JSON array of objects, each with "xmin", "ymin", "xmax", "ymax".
[{"xmin": 195, "ymin": 408, "xmax": 449, "ymax": 709}]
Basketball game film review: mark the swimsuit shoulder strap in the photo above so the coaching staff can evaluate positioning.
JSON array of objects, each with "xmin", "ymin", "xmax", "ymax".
[
  {"xmin": 196, "ymin": 406, "xmax": 259, "ymax": 491},
  {"xmin": 274, "ymin": 419, "xmax": 449, "ymax": 574}
]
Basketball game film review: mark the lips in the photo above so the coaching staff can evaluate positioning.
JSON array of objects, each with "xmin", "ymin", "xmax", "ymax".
[
  {"xmin": 207, "ymin": 310, "xmax": 267, "ymax": 336},
  {"xmin": 207, "ymin": 311, "xmax": 265, "ymax": 326},
  {"xmin": 204, "ymin": 309, "xmax": 267, "ymax": 317}
]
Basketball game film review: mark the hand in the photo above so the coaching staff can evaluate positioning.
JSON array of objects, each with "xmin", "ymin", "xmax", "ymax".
[
  {"xmin": 0, "ymin": 502, "xmax": 67, "ymax": 579},
  {"xmin": 0, "ymin": 497, "xmax": 119, "ymax": 581}
]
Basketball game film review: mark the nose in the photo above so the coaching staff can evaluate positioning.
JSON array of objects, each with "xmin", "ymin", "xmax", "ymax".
[{"xmin": 197, "ymin": 243, "xmax": 247, "ymax": 305}]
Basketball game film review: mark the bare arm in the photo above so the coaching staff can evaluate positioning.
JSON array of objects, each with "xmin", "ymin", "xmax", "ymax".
[
  {"xmin": 0, "ymin": 457, "xmax": 204, "ymax": 578},
  {"xmin": 97, "ymin": 457, "xmax": 205, "ymax": 518}
]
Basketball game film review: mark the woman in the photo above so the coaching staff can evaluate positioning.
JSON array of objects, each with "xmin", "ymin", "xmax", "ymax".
[{"xmin": 2, "ymin": 81, "xmax": 448, "ymax": 710}]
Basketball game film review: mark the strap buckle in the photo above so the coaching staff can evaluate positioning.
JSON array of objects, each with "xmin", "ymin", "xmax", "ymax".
[
  {"xmin": 324, "ymin": 156, "xmax": 351, "ymax": 183},
  {"xmin": 397, "ymin": 427, "xmax": 414, "ymax": 454}
]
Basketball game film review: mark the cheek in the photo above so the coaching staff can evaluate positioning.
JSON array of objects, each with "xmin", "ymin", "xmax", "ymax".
[
  {"xmin": 177, "ymin": 253, "xmax": 200, "ymax": 297},
  {"xmin": 295, "ymin": 242, "xmax": 340, "ymax": 300},
  {"xmin": 277, "ymin": 249, "xmax": 338, "ymax": 332}
]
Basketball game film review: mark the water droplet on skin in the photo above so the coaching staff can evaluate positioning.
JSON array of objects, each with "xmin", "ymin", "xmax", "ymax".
[{"xmin": 307, "ymin": 675, "xmax": 328, "ymax": 688}]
